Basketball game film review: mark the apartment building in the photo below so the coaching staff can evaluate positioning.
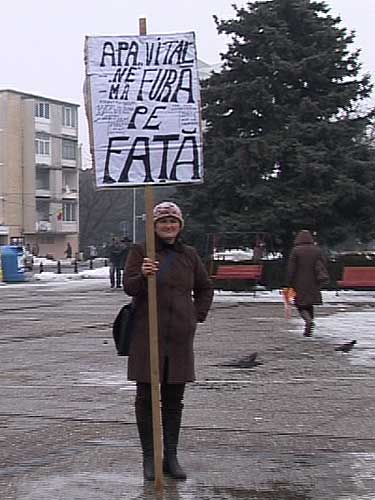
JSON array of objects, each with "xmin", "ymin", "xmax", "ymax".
[{"xmin": 0, "ymin": 89, "xmax": 80, "ymax": 258}]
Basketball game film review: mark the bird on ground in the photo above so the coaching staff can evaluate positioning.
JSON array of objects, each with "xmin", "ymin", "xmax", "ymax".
[
  {"xmin": 242, "ymin": 352, "xmax": 258, "ymax": 365},
  {"xmin": 334, "ymin": 340, "xmax": 357, "ymax": 353},
  {"xmin": 222, "ymin": 352, "xmax": 262, "ymax": 368}
]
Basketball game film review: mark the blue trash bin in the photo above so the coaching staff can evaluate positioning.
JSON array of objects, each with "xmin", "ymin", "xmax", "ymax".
[{"xmin": 1, "ymin": 245, "xmax": 26, "ymax": 283}]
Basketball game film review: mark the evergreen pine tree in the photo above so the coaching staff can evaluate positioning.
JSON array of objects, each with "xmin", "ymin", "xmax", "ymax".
[{"xmin": 176, "ymin": 0, "xmax": 375, "ymax": 256}]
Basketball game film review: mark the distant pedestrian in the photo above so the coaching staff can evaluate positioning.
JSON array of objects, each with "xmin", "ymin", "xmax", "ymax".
[
  {"xmin": 108, "ymin": 237, "xmax": 124, "ymax": 289},
  {"xmin": 32, "ymin": 243, "xmax": 39, "ymax": 257},
  {"xmin": 286, "ymin": 230, "xmax": 329, "ymax": 337},
  {"xmin": 88, "ymin": 244, "xmax": 97, "ymax": 259},
  {"xmin": 253, "ymin": 236, "xmax": 265, "ymax": 263},
  {"xmin": 64, "ymin": 242, "xmax": 72, "ymax": 259}
]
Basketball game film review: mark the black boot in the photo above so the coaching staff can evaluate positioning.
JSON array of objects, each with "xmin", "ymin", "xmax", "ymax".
[
  {"xmin": 300, "ymin": 309, "xmax": 313, "ymax": 337},
  {"xmin": 142, "ymin": 453, "xmax": 155, "ymax": 481},
  {"xmin": 304, "ymin": 320, "xmax": 314, "ymax": 337},
  {"xmin": 116, "ymin": 269, "xmax": 122, "ymax": 288},
  {"xmin": 135, "ymin": 402, "xmax": 154, "ymax": 481},
  {"xmin": 162, "ymin": 403, "xmax": 187, "ymax": 480}
]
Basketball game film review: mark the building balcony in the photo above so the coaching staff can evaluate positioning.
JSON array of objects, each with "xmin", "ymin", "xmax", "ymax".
[
  {"xmin": 36, "ymin": 154, "xmax": 51, "ymax": 166},
  {"xmin": 62, "ymin": 126, "xmax": 78, "ymax": 138},
  {"xmin": 61, "ymin": 159, "xmax": 77, "ymax": 168},
  {"xmin": 35, "ymin": 188, "xmax": 51, "ymax": 198},
  {"xmin": 55, "ymin": 220, "xmax": 78, "ymax": 234},
  {"xmin": 0, "ymin": 224, "xmax": 9, "ymax": 236},
  {"xmin": 35, "ymin": 118, "xmax": 51, "ymax": 133},
  {"xmin": 36, "ymin": 220, "xmax": 52, "ymax": 232},
  {"xmin": 35, "ymin": 219, "xmax": 77, "ymax": 234},
  {"xmin": 62, "ymin": 186, "xmax": 78, "ymax": 199}
]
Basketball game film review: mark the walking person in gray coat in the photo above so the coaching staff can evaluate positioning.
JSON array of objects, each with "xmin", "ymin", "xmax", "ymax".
[
  {"xmin": 123, "ymin": 201, "xmax": 214, "ymax": 481},
  {"xmin": 287, "ymin": 230, "xmax": 329, "ymax": 337}
]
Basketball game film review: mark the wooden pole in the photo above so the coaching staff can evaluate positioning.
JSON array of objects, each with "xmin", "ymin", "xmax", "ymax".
[
  {"xmin": 83, "ymin": 38, "xmax": 97, "ymax": 175},
  {"xmin": 132, "ymin": 188, "xmax": 136, "ymax": 243},
  {"xmin": 140, "ymin": 17, "xmax": 164, "ymax": 492},
  {"xmin": 145, "ymin": 186, "xmax": 163, "ymax": 491}
]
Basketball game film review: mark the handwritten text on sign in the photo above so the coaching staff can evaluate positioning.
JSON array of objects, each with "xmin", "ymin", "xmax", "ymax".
[{"xmin": 85, "ymin": 33, "xmax": 203, "ymax": 187}]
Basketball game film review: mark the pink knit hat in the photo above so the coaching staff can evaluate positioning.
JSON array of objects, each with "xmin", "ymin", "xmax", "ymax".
[{"xmin": 153, "ymin": 202, "xmax": 184, "ymax": 228}]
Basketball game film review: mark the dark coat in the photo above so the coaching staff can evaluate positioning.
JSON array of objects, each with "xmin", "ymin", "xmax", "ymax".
[
  {"xmin": 108, "ymin": 241, "xmax": 125, "ymax": 267},
  {"xmin": 287, "ymin": 230, "xmax": 328, "ymax": 307},
  {"xmin": 123, "ymin": 237, "xmax": 214, "ymax": 384}
]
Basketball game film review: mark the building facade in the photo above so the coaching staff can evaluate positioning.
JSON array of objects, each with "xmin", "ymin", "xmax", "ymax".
[{"xmin": 0, "ymin": 89, "xmax": 79, "ymax": 258}]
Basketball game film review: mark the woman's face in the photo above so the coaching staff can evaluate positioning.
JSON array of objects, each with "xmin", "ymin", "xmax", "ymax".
[{"xmin": 155, "ymin": 216, "xmax": 181, "ymax": 243}]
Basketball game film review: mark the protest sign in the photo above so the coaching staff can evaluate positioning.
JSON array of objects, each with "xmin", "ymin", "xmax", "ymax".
[{"xmin": 84, "ymin": 32, "xmax": 203, "ymax": 188}]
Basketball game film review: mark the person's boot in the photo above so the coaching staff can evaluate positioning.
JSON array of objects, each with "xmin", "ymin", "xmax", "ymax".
[
  {"xmin": 135, "ymin": 403, "xmax": 154, "ymax": 481},
  {"xmin": 162, "ymin": 403, "xmax": 187, "ymax": 480},
  {"xmin": 300, "ymin": 310, "xmax": 313, "ymax": 337},
  {"xmin": 116, "ymin": 270, "xmax": 122, "ymax": 288}
]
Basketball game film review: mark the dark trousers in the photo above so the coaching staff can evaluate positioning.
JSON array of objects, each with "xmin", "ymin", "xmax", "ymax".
[
  {"xmin": 109, "ymin": 263, "xmax": 122, "ymax": 288},
  {"xmin": 297, "ymin": 305, "xmax": 314, "ymax": 320}
]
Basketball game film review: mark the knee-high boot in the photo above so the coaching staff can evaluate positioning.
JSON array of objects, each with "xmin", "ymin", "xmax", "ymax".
[
  {"xmin": 162, "ymin": 403, "xmax": 187, "ymax": 480},
  {"xmin": 135, "ymin": 402, "xmax": 154, "ymax": 481}
]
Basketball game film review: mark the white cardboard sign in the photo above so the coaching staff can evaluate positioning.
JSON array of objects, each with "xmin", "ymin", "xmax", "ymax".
[{"xmin": 84, "ymin": 32, "xmax": 203, "ymax": 188}]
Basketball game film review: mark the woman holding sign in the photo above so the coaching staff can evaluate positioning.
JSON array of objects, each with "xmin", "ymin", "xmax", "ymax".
[{"xmin": 123, "ymin": 201, "xmax": 214, "ymax": 481}]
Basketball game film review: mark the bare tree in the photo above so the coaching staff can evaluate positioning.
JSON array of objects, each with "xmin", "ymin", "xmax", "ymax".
[
  {"xmin": 79, "ymin": 168, "xmax": 178, "ymax": 255},
  {"xmin": 79, "ymin": 169, "xmax": 133, "ymax": 255}
]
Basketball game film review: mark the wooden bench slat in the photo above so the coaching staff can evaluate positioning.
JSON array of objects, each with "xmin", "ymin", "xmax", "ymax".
[
  {"xmin": 338, "ymin": 282, "xmax": 375, "ymax": 287},
  {"xmin": 212, "ymin": 265, "xmax": 263, "ymax": 281},
  {"xmin": 338, "ymin": 266, "xmax": 375, "ymax": 288}
]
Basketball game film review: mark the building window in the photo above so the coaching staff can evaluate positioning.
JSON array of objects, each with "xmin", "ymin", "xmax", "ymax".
[
  {"xmin": 36, "ymin": 199, "xmax": 50, "ymax": 220},
  {"xmin": 36, "ymin": 168, "xmax": 50, "ymax": 190},
  {"xmin": 62, "ymin": 139, "xmax": 77, "ymax": 160},
  {"xmin": 63, "ymin": 107, "xmax": 77, "ymax": 128},
  {"xmin": 35, "ymin": 134, "xmax": 50, "ymax": 156},
  {"xmin": 62, "ymin": 170, "xmax": 77, "ymax": 193},
  {"xmin": 63, "ymin": 202, "xmax": 77, "ymax": 221},
  {"xmin": 35, "ymin": 101, "xmax": 50, "ymax": 119}
]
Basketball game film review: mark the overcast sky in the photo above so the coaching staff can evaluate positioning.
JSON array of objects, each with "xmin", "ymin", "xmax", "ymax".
[{"xmin": 1, "ymin": 0, "xmax": 374, "ymax": 166}]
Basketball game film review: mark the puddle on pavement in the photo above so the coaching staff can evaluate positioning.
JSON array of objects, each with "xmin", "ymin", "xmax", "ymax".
[
  {"xmin": 10, "ymin": 452, "xmax": 375, "ymax": 499},
  {"xmin": 193, "ymin": 381, "xmax": 250, "ymax": 392},
  {"xmin": 207, "ymin": 482, "xmax": 309, "ymax": 499},
  {"xmin": 0, "ymin": 447, "xmax": 82, "ymax": 477},
  {"xmin": 78, "ymin": 371, "xmax": 135, "ymax": 390},
  {"xmin": 85, "ymin": 438, "xmax": 133, "ymax": 448},
  {"xmin": 13, "ymin": 475, "xmax": 311, "ymax": 500}
]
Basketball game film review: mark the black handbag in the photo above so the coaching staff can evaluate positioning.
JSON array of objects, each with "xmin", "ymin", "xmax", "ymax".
[
  {"xmin": 112, "ymin": 250, "xmax": 176, "ymax": 356},
  {"xmin": 112, "ymin": 302, "xmax": 135, "ymax": 356}
]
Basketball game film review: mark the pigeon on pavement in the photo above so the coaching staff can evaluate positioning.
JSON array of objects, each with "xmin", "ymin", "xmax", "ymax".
[
  {"xmin": 335, "ymin": 340, "xmax": 356, "ymax": 353},
  {"xmin": 221, "ymin": 352, "xmax": 262, "ymax": 368}
]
